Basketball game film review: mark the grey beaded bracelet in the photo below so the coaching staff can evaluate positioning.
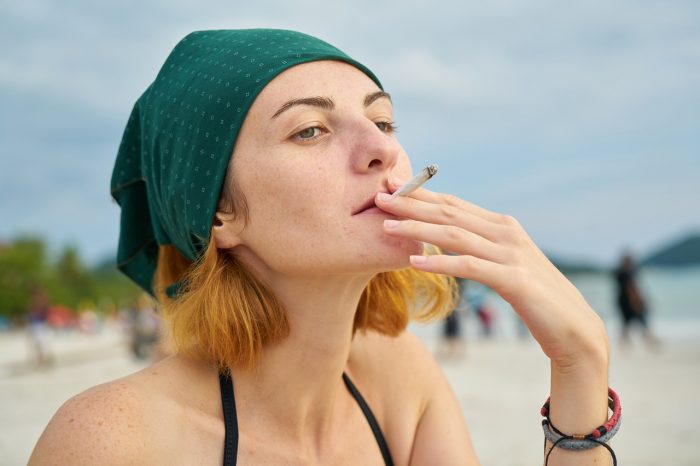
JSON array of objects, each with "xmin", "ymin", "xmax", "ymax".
[
  {"xmin": 542, "ymin": 414, "xmax": 622, "ymax": 450},
  {"xmin": 540, "ymin": 388, "xmax": 621, "ymax": 465}
]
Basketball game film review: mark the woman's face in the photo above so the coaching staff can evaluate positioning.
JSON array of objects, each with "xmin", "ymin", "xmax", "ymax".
[{"xmin": 216, "ymin": 60, "xmax": 421, "ymax": 280}]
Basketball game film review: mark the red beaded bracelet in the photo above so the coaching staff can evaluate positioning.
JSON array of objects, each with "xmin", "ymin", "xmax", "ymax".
[
  {"xmin": 540, "ymin": 387, "xmax": 621, "ymax": 440},
  {"xmin": 540, "ymin": 388, "xmax": 621, "ymax": 466}
]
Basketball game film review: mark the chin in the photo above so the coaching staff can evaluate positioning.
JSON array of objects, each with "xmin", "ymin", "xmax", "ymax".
[
  {"xmin": 390, "ymin": 235, "xmax": 424, "ymax": 256},
  {"xmin": 402, "ymin": 238, "xmax": 426, "ymax": 258},
  {"xmin": 358, "ymin": 238, "xmax": 424, "ymax": 273}
]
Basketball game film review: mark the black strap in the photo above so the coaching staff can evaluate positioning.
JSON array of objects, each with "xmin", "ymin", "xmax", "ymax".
[
  {"xmin": 342, "ymin": 372, "xmax": 395, "ymax": 466},
  {"xmin": 218, "ymin": 371, "xmax": 394, "ymax": 466},
  {"xmin": 219, "ymin": 371, "xmax": 238, "ymax": 466}
]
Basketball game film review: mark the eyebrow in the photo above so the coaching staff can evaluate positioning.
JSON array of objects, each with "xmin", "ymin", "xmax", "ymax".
[
  {"xmin": 271, "ymin": 91, "xmax": 392, "ymax": 119},
  {"xmin": 364, "ymin": 91, "xmax": 392, "ymax": 107}
]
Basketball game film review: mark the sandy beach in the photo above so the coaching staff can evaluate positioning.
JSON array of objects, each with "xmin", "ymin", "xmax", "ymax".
[{"xmin": 1, "ymin": 324, "xmax": 698, "ymax": 466}]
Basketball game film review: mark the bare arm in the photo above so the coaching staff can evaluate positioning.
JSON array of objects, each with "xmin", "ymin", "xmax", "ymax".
[{"xmin": 376, "ymin": 186, "xmax": 612, "ymax": 465}]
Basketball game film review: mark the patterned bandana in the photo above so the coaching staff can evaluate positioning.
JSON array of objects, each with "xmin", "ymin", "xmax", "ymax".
[{"xmin": 111, "ymin": 29, "xmax": 382, "ymax": 294}]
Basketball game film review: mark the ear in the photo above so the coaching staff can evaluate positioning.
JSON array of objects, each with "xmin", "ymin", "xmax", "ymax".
[{"xmin": 212, "ymin": 211, "xmax": 244, "ymax": 249}]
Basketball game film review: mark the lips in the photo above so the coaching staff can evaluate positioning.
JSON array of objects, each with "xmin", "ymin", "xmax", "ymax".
[
  {"xmin": 353, "ymin": 197, "xmax": 378, "ymax": 215},
  {"xmin": 352, "ymin": 190, "xmax": 393, "ymax": 215}
]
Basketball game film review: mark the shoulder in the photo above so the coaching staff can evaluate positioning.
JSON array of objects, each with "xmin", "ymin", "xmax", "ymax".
[
  {"xmin": 347, "ymin": 331, "xmax": 441, "ymax": 450},
  {"xmin": 350, "ymin": 329, "xmax": 440, "ymax": 396},
  {"xmin": 349, "ymin": 330, "xmax": 479, "ymax": 465},
  {"xmin": 349, "ymin": 330, "xmax": 459, "ymax": 419},
  {"xmin": 29, "ymin": 374, "xmax": 160, "ymax": 465}
]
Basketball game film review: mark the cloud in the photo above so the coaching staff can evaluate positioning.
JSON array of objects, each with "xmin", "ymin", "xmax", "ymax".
[{"xmin": 0, "ymin": 0, "xmax": 698, "ymax": 263}]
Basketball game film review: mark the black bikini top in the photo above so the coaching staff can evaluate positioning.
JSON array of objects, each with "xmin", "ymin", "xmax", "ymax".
[{"xmin": 218, "ymin": 371, "xmax": 394, "ymax": 466}]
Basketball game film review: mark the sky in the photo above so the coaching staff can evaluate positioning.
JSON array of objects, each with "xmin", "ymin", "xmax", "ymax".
[{"xmin": 1, "ymin": 0, "xmax": 698, "ymax": 266}]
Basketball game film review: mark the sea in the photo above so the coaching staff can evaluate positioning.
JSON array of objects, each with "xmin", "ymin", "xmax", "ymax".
[
  {"xmin": 411, "ymin": 265, "xmax": 700, "ymax": 344},
  {"xmin": 569, "ymin": 266, "xmax": 700, "ymax": 343}
]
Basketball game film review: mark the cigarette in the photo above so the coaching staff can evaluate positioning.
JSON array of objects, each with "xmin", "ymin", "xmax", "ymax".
[{"xmin": 391, "ymin": 164, "xmax": 439, "ymax": 198}]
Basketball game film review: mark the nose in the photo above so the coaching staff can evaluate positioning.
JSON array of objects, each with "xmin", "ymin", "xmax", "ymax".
[{"xmin": 349, "ymin": 118, "xmax": 401, "ymax": 174}]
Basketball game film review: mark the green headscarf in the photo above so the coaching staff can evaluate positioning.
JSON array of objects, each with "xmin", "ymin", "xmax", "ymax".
[{"xmin": 111, "ymin": 29, "xmax": 382, "ymax": 295}]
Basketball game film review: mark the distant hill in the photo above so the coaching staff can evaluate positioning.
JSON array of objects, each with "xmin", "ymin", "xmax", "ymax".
[
  {"xmin": 642, "ymin": 233, "xmax": 700, "ymax": 266},
  {"xmin": 547, "ymin": 253, "xmax": 607, "ymax": 275}
]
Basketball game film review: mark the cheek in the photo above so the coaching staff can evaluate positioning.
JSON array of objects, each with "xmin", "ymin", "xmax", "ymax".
[{"xmin": 241, "ymin": 163, "xmax": 336, "ymax": 241}]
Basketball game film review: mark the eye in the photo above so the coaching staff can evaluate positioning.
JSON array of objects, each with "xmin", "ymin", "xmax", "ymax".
[
  {"xmin": 375, "ymin": 121, "xmax": 398, "ymax": 133},
  {"xmin": 293, "ymin": 126, "xmax": 326, "ymax": 141}
]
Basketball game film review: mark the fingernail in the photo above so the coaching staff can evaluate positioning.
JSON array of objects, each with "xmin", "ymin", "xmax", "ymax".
[
  {"xmin": 376, "ymin": 192, "xmax": 392, "ymax": 202},
  {"xmin": 410, "ymin": 255, "xmax": 427, "ymax": 265},
  {"xmin": 384, "ymin": 219, "xmax": 400, "ymax": 229}
]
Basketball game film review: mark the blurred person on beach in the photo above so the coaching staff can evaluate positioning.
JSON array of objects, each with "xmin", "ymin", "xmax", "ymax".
[
  {"xmin": 437, "ymin": 277, "xmax": 466, "ymax": 359},
  {"xmin": 127, "ymin": 294, "xmax": 161, "ymax": 360},
  {"xmin": 465, "ymin": 281, "xmax": 495, "ymax": 338},
  {"xmin": 77, "ymin": 306, "xmax": 100, "ymax": 334},
  {"xmin": 29, "ymin": 29, "xmax": 615, "ymax": 465},
  {"xmin": 614, "ymin": 252, "xmax": 660, "ymax": 347},
  {"xmin": 26, "ymin": 287, "xmax": 54, "ymax": 367}
]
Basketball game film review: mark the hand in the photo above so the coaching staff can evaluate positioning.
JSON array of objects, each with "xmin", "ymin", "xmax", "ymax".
[{"xmin": 375, "ymin": 187, "xmax": 608, "ymax": 367}]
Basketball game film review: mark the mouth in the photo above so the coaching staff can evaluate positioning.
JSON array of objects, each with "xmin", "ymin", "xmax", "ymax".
[
  {"xmin": 352, "ymin": 198, "xmax": 377, "ymax": 215},
  {"xmin": 352, "ymin": 190, "xmax": 394, "ymax": 215}
]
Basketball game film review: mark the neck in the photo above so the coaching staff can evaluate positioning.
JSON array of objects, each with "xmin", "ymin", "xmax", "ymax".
[{"xmin": 231, "ymin": 272, "xmax": 373, "ymax": 443}]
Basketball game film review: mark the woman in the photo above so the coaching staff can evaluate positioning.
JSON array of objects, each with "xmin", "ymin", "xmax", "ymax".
[{"xmin": 29, "ymin": 29, "xmax": 615, "ymax": 465}]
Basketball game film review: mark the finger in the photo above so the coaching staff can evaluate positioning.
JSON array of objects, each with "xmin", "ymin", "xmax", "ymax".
[
  {"xmin": 376, "ymin": 192, "xmax": 504, "ymax": 243},
  {"xmin": 388, "ymin": 182, "xmax": 506, "ymax": 224},
  {"xmin": 409, "ymin": 253, "xmax": 507, "ymax": 290},
  {"xmin": 383, "ymin": 219, "xmax": 507, "ymax": 264}
]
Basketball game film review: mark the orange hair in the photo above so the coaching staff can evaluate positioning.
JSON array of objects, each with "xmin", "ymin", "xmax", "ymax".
[
  {"xmin": 156, "ymin": 240, "xmax": 457, "ymax": 370},
  {"xmin": 155, "ymin": 169, "xmax": 458, "ymax": 370}
]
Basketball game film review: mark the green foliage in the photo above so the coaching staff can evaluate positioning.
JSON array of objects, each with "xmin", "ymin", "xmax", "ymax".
[
  {"xmin": 0, "ymin": 237, "xmax": 48, "ymax": 318},
  {"xmin": 91, "ymin": 258, "xmax": 146, "ymax": 309},
  {"xmin": 0, "ymin": 236, "xmax": 142, "ymax": 319}
]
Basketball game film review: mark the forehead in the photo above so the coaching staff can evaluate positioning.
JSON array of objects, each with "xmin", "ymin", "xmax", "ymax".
[{"xmin": 251, "ymin": 60, "xmax": 384, "ymax": 115}]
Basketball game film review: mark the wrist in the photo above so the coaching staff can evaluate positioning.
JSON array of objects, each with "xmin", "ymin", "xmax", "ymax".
[
  {"xmin": 549, "ymin": 354, "xmax": 609, "ymax": 437},
  {"xmin": 541, "ymin": 388, "xmax": 621, "ymax": 466},
  {"xmin": 551, "ymin": 316, "xmax": 610, "ymax": 375},
  {"xmin": 551, "ymin": 345, "xmax": 609, "ymax": 378}
]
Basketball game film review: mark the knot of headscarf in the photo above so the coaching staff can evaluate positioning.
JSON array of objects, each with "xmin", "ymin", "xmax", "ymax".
[{"xmin": 111, "ymin": 29, "xmax": 382, "ymax": 294}]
